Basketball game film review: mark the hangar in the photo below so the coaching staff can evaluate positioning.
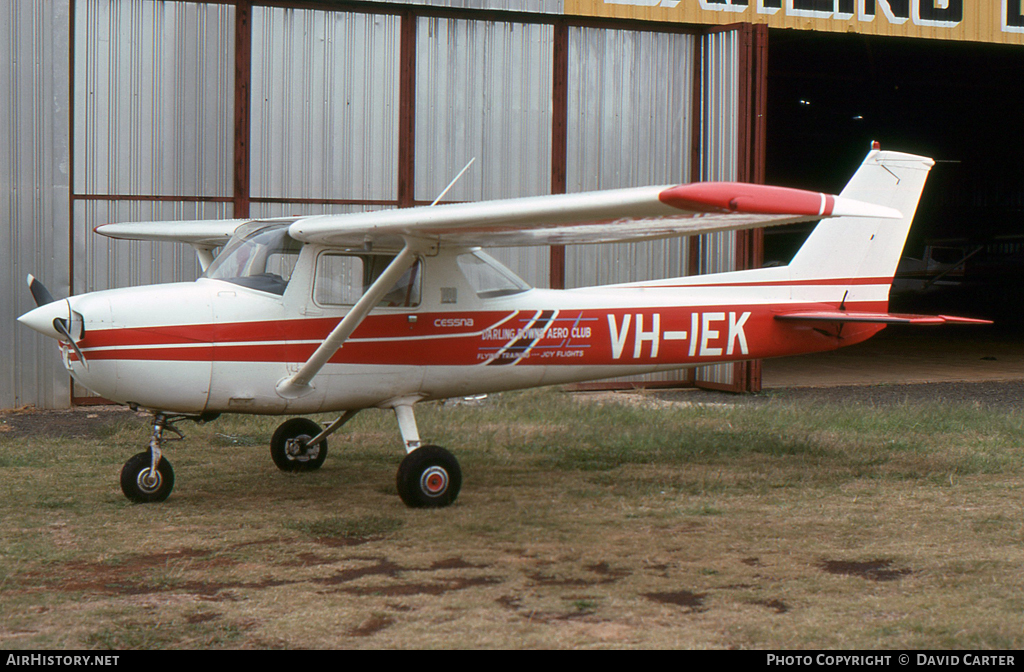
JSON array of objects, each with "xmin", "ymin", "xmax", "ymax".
[{"xmin": 2, "ymin": 0, "xmax": 1022, "ymax": 409}]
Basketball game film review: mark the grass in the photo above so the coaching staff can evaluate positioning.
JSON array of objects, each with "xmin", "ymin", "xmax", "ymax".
[{"xmin": 2, "ymin": 387, "xmax": 1024, "ymax": 649}]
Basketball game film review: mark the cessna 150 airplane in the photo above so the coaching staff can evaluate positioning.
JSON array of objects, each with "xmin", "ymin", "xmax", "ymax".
[{"xmin": 18, "ymin": 145, "xmax": 989, "ymax": 507}]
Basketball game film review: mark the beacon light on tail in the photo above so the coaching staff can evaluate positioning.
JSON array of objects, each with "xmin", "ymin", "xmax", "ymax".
[{"xmin": 18, "ymin": 145, "xmax": 989, "ymax": 506}]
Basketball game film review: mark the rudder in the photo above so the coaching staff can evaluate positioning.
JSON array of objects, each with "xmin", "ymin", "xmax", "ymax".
[{"xmin": 787, "ymin": 147, "xmax": 935, "ymax": 284}]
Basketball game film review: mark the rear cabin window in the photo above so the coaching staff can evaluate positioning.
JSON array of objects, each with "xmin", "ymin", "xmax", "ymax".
[{"xmin": 314, "ymin": 253, "xmax": 422, "ymax": 307}]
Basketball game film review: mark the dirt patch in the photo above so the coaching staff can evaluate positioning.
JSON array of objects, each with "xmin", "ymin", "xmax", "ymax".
[
  {"xmin": 313, "ymin": 557, "xmax": 404, "ymax": 585},
  {"xmin": 278, "ymin": 552, "xmax": 341, "ymax": 568},
  {"xmin": 21, "ymin": 547, "xmax": 283, "ymax": 598},
  {"xmin": 527, "ymin": 562, "xmax": 630, "ymax": 587},
  {"xmin": 430, "ymin": 557, "xmax": 488, "ymax": 570},
  {"xmin": 184, "ymin": 611, "xmax": 222, "ymax": 625},
  {"xmin": 348, "ymin": 614, "xmax": 395, "ymax": 637},
  {"xmin": 644, "ymin": 590, "xmax": 708, "ymax": 612},
  {"xmin": 819, "ymin": 559, "xmax": 913, "ymax": 582},
  {"xmin": 751, "ymin": 598, "xmax": 790, "ymax": 614},
  {"xmin": 527, "ymin": 572, "xmax": 597, "ymax": 587},
  {"xmin": 0, "ymin": 405, "xmax": 137, "ymax": 439},
  {"xmin": 494, "ymin": 592, "xmax": 606, "ymax": 624},
  {"xmin": 55, "ymin": 548, "xmax": 237, "ymax": 586},
  {"xmin": 313, "ymin": 536, "xmax": 380, "ymax": 548},
  {"xmin": 336, "ymin": 575, "xmax": 501, "ymax": 597},
  {"xmin": 22, "ymin": 549, "xmax": 503, "ymax": 604},
  {"xmin": 585, "ymin": 561, "xmax": 631, "ymax": 580},
  {"xmin": 496, "ymin": 594, "xmax": 523, "ymax": 611}
]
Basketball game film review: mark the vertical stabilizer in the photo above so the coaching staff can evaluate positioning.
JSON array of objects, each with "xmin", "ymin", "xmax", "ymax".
[{"xmin": 787, "ymin": 148, "xmax": 934, "ymax": 284}]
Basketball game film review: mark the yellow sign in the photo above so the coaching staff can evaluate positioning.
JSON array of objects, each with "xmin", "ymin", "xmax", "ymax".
[{"xmin": 564, "ymin": 1, "xmax": 1024, "ymax": 45}]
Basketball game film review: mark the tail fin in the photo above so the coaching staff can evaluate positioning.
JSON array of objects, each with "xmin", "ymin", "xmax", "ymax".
[{"xmin": 787, "ymin": 147, "xmax": 934, "ymax": 285}]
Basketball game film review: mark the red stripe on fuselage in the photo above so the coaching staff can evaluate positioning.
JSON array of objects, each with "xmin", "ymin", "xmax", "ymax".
[
  {"xmin": 74, "ymin": 302, "xmax": 886, "ymax": 366},
  {"xmin": 77, "ymin": 311, "xmax": 511, "ymax": 349}
]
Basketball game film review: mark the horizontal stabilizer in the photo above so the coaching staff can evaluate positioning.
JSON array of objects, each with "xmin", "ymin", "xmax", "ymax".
[{"xmin": 775, "ymin": 311, "xmax": 992, "ymax": 325}]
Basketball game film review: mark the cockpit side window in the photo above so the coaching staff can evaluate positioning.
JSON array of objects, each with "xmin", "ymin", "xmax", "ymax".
[
  {"xmin": 314, "ymin": 253, "xmax": 422, "ymax": 308},
  {"xmin": 203, "ymin": 222, "xmax": 302, "ymax": 296},
  {"xmin": 457, "ymin": 250, "xmax": 531, "ymax": 298}
]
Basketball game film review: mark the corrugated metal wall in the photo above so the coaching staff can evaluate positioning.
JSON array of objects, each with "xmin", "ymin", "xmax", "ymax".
[
  {"xmin": 563, "ymin": 27, "xmax": 695, "ymax": 289},
  {"xmin": 74, "ymin": 0, "xmax": 235, "ymax": 199},
  {"xmin": 694, "ymin": 29, "xmax": 740, "ymax": 389},
  {"xmin": 415, "ymin": 16, "xmax": 554, "ymax": 287},
  {"xmin": 1, "ymin": 0, "xmax": 72, "ymax": 409},
  {"xmin": 73, "ymin": 0, "xmax": 236, "ymax": 298},
  {"xmin": 2, "ymin": 0, "xmax": 749, "ymax": 409},
  {"xmin": 415, "ymin": 18, "xmax": 553, "ymax": 202},
  {"xmin": 251, "ymin": 7, "xmax": 399, "ymax": 203}
]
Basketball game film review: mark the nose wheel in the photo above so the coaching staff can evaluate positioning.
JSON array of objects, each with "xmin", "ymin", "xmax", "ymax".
[
  {"xmin": 120, "ymin": 450, "xmax": 175, "ymax": 503},
  {"xmin": 119, "ymin": 412, "xmax": 183, "ymax": 503}
]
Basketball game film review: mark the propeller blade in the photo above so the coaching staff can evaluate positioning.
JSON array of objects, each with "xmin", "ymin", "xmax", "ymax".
[
  {"xmin": 26, "ymin": 274, "xmax": 56, "ymax": 307},
  {"xmin": 52, "ymin": 317, "xmax": 89, "ymax": 370}
]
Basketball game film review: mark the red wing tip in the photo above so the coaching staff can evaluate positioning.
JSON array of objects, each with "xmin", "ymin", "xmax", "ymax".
[{"xmin": 659, "ymin": 183, "xmax": 830, "ymax": 217}]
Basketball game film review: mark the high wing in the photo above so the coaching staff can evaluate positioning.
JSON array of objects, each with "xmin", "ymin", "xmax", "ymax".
[
  {"xmin": 93, "ymin": 183, "xmax": 900, "ymax": 253},
  {"xmin": 286, "ymin": 182, "xmax": 902, "ymax": 249},
  {"xmin": 95, "ymin": 219, "xmax": 247, "ymax": 247},
  {"xmin": 95, "ymin": 218, "xmax": 252, "ymax": 271}
]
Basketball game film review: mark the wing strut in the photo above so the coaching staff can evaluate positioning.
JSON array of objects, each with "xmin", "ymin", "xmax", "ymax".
[{"xmin": 276, "ymin": 243, "xmax": 421, "ymax": 399}]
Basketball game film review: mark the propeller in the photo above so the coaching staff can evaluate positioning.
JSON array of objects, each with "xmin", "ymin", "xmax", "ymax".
[
  {"xmin": 24, "ymin": 274, "xmax": 89, "ymax": 369},
  {"xmin": 27, "ymin": 274, "xmax": 56, "ymax": 307}
]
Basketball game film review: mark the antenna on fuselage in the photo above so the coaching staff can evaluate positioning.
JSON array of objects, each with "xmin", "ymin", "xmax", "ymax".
[{"xmin": 430, "ymin": 157, "xmax": 476, "ymax": 207}]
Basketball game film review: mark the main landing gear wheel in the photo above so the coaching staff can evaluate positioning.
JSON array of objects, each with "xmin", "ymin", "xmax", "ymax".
[
  {"xmin": 396, "ymin": 445, "xmax": 462, "ymax": 508},
  {"xmin": 271, "ymin": 418, "xmax": 328, "ymax": 472},
  {"xmin": 120, "ymin": 451, "xmax": 175, "ymax": 503}
]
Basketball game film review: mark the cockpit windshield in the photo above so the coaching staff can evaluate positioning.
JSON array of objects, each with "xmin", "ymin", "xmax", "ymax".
[{"xmin": 203, "ymin": 222, "xmax": 302, "ymax": 295}]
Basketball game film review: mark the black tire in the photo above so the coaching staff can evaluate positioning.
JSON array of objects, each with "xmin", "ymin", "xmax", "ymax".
[
  {"xmin": 120, "ymin": 451, "xmax": 175, "ymax": 503},
  {"xmin": 271, "ymin": 418, "xmax": 328, "ymax": 472},
  {"xmin": 396, "ymin": 445, "xmax": 461, "ymax": 508}
]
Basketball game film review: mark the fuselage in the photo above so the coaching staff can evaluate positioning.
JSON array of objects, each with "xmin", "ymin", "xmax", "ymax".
[{"xmin": 25, "ymin": 243, "xmax": 884, "ymax": 415}]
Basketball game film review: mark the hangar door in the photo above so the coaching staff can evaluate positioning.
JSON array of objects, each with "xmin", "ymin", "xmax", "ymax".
[{"xmin": 5, "ymin": 0, "xmax": 766, "ymax": 408}]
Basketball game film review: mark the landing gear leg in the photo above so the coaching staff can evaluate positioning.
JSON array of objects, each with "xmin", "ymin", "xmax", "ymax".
[
  {"xmin": 392, "ymin": 402, "xmax": 461, "ymax": 508},
  {"xmin": 120, "ymin": 413, "xmax": 182, "ymax": 503}
]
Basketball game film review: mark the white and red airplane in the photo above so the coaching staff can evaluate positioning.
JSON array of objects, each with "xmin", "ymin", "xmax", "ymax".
[{"xmin": 18, "ymin": 145, "xmax": 988, "ymax": 507}]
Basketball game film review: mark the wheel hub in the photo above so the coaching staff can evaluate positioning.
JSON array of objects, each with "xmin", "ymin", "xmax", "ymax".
[
  {"xmin": 286, "ymin": 436, "xmax": 320, "ymax": 462},
  {"xmin": 420, "ymin": 466, "xmax": 449, "ymax": 496},
  {"xmin": 137, "ymin": 468, "xmax": 161, "ymax": 493}
]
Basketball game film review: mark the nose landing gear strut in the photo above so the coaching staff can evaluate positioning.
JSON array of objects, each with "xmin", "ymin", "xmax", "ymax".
[{"xmin": 119, "ymin": 412, "xmax": 215, "ymax": 503}]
